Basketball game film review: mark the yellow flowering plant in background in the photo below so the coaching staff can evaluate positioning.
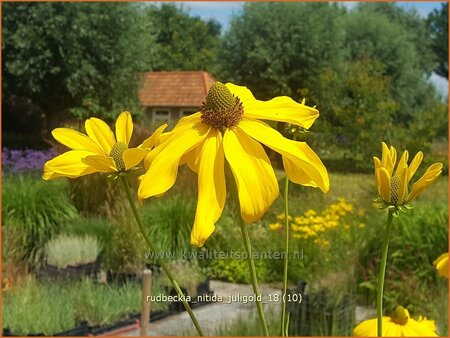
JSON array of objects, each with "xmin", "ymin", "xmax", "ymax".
[
  {"xmin": 353, "ymin": 306, "xmax": 438, "ymax": 337},
  {"xmin": 269, "ymin": 198, "xmax": 364, "ymax": 240},
  {"xmin": 370, "ymin": 142, "xmax": 443, "ymax": 337}
]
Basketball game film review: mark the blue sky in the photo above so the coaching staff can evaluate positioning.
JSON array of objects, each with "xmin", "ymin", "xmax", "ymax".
[
  {"xmin": 174, "ymin": 1, "xmax": 448, "ymax": 97},
  {"xmin": 178, "ymin": 1, "xmax": 444, "ymax": 29}
]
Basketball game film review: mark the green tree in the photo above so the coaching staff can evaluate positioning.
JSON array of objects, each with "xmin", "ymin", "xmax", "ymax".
[
  {"xmin": 310, "ymin": 59, "xmax": 398, "ymax": 169},
  {"xmin": 218, "ymin": 2, "xmax": 347, "ymax": 100},
  {"xmin": 427, "ymin": 3, "xmax": 448, "ymax": 78},
  {"xmin": 2, "ymin": 2, "xmax": 155, "ymax": 139},
  {"xmin": 344, "ymin": 4, "xmax": 437, "ymax": 126},
  {"xmin": 146, "ymin": 3, "xmax": 221, "ymax": 72}
]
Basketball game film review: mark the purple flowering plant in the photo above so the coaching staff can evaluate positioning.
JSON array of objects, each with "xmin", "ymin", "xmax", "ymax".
[{"xmin": 2, "ymin": 148, "xmax": 57, "ymax": 175}]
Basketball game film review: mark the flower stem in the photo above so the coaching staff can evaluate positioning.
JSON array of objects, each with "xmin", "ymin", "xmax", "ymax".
[
  {"xmin": 280, "ymin": 174, "xmax": 290, "ymax": 336},
  {"xmin": 119, "ymin": 176, "xmax": 205, "ymax": 336},
  {"xmin": 239, "ymin": 217, "xmax": 270, "ymax": 337},
  {"xmin": 376, "ymin": 210, "xmax": 394, "ymax": 337}
]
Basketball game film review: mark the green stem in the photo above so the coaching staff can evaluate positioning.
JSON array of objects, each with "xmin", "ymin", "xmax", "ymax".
[
  {"xmin": 280, "ymin": 175, "xmax": 290, "ymax": 336},
  {"xmin": 376, "ymin": 210, "xmax": 394, "ymax": 337},
  {"xmin": 239, "ymin": 218, "xmax": 270, "ymax": 337},
  {"xmin": 120, "ymin": 176, "xmax": 205, "ymax": 336}
]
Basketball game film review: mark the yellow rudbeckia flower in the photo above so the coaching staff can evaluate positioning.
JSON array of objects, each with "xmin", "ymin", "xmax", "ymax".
[
  {"xmin": 43, "ymin": 111, "xmax": 166, "ymax": 180},
  {"xmin": 138, "ymin": 82, "xmax": 329, "ymax": 247},
  {"xmin": 353, "ymin": 306, "xmax": 438, "ymax": 337},
  {"xmin": 433, "ymin": 252, "xmax": 449, "ymax": 278},
  {"xmin": 373, "ymin": 142, "xmax": 443, "ymax": 212}
]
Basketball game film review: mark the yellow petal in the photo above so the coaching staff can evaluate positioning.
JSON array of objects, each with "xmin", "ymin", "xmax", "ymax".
[
  {"xmin": 243, "ymin": 96, "xmax": 319, "ymax": 130},
  {"xmin": 139, "ymin": 124, "xmax": 168, "ymax": 149},
  {"xmin": 353, "ymin": 318, "xmax": 378, "ymax": 336},
  {"xmin": 157, "ymin": 113, "xmax": 203, "ymax": 145},
  {"xmin": 223, "ymin": 127, "xmax": 279, "ymax": 223},
  {"xmin": 191, "ymin": 129, "xmax": 226, "ymax": 247},
  {"xmin": 381, "ymin": 142, "xmax": 390, "ymax": 167},
  {"xmin": 394, "ymin": 150, "xmax": 408, "ymax": 176},
  {"xmin": 379, "ymin": 167, "xmax": 391, "ymax": 203},
  {"xmin": 52, "ymin": 128, "xmax": 103, "ymax": 154},
  {"xmin": 225, "ymin": 83, "xmax": 257, "ymax": 103},
  {"xmin": 397, "ymin": 166, "xmax": 408, "ymax": 204},
  {"xmin": 407, "ymin": 319, "xmax": 438, "ymax": 336},
  {"xmin": 42, "ymin": 150, "xmax": 97, "ymax": 180},
  {"xmin": 82, "ymin": 155, "xmax": 116, "ymax": 172},
  {"xmin": 282, "ymin": 146, "xmax": 329, "ymax": 192},
  {"xmin": 384, "ymin": 321, "xmax": 401, "ymax": 336},
  {"xmin": 123, "ymin": 148, "xmax": 147, "ymax": 170},
  {"xmin": 407, "ymin": 151, "xmax": 423, "ymax": 182},
  {"xmin": 181, "ymin": 147, "xmax": 201, "ymax": 173},
  {"xmin": 374, "ymin": 157, "xmax": 382, "ymax": 196},
  {"xmin": 143, "ymin": 114, "xmax": 204, "ymax": 170},
  {"xmin": 85, "ymin": 117, "xmax": 116, "ymax": 154},
  {"xmin": 408, "ymin": 163, "xmax": 443, "ymax": 202},
  {"xmin": 433, "ymin": 252, "xmax": 448, "ymax": 278},
  {"xmin": 389, "ymin": 146, "xmax": 397, "ymax": 170},
  {"xmin": 138, "ymin": 120, "xmax": 209, "ymax": 199},
  {"xmin": 238, "ymin": 119, "xmax": 329, "ymax": 192},
  {"xmin": 115, "ymin": 111, "xmax": 133, "ymax": 146}
]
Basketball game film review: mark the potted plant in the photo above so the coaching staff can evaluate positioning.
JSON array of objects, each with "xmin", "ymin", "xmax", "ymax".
[{"xmin": 41, "ymin": 235, "xmax": 101, "ymax": 279}]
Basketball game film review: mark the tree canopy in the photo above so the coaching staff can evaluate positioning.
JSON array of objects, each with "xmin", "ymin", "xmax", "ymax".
[
  {"xmin": 2, "ymin": 2, "xmax": 154, "ymax": 135},
  {"xmin": 219, "ymin": 2, "xmax": 347, "ymax": 100},
  {"xmin": 146, "ymin": 3, "xmax": 221, "ymax": 73},
  {"xmin": 427, "ymin": 3, "xmax": 448, "ymax": 78},
  {"xmin": 218, "ymin": 2, "xmax": 446, "ymax": 169}
]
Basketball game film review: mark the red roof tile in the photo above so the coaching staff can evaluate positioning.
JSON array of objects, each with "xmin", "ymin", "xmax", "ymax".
[{"xmin": 139, "ymin": 71, "xmax": 216, "ymax": 107}]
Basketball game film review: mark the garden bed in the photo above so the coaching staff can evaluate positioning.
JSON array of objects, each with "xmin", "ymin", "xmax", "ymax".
[{"xmin": 2, "ymin": 277, "xmax": 214, "ymax": 336}]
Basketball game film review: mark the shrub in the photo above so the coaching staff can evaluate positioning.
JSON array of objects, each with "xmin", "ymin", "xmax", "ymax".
[
  {"xmin": 68, "ymin": 174, "xmax": 127, "ymax": 218},
  {"xmin": 103, "ymin": 213, "xmax": 146, "ymax": 273},
  {"xmin": 141, "ymin": 194, "xmax": 197, "ymax": 260},
  {"xmin": 2, "ymin": 175, "xmax": 78, "ymax": 267},
  {"xmin": 46, "ymin": 235, "xmax": 101, "ymax": 268}
]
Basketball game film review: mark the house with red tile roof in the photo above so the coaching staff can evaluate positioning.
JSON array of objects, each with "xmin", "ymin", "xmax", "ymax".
[{"xmin": 139, "ymin": 71, "xmax": 216, "ymax": 124}]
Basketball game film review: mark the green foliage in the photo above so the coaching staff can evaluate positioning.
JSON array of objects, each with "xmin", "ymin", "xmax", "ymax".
[
  {"xmin": 427, "ymin": 3, "xmax": 448, "ymax": 78},
  {"xmin": 69, "ymin": 174, "xmax": 127, "ymax": 218},
  {"xmin": 64, "ymin": 216, "xmax": 113, "ymax": 249},
  {"xmin": 2, "ymin": 175, "xmax": 78, "ymax": 267},
  {"xmin": 311, "ymin": 59, "xmax": 397, "ymax": 169},
  {"xmin": 103, "ymin": 214, "xmax": 146, "ymax": 273},
  {"xmin": 345, "ymin": 4, "xmax": 436, "ymax": 123},
  {"xmin": 219, "ymin": 3, "xmax": 445, "ymax": 171},
  {"xmin": 357, "ymin": 193, "xmax": 448, "ymax": 318},
  {"xmin": 2, "ymin": 2, "xmax": 154, "ymax": 133},
  {"xmin": 2, "ymin": 277, "xmax": 76, "ymax": 335},
  {"xmin": 146, "ymin": 3, "xmax": 221, "ymax": 72},
  {"xmin": 219, "ymin": 2, "xmax": 346, "ymax": 100},
  {"xmin": 46, "ymin": 235, "xmax": 101, "ymax": 268},
  {"xmin": 2, "ymin": 276, "xmax": 168, "ymax": 334},
  {"xmin": 74, "ymin": 279, "xmax": 142, "ymax": 327},
  {"xmin": 159, "ymin": 260, "xmax": 206, "ymax": 297},
  {"xmin": 141, "ymin": 194, "xmax": 197, "ymax": 260},
  {"xmin": 212, "ymin": 310, "xmax": 280, "ymax": 336}
]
